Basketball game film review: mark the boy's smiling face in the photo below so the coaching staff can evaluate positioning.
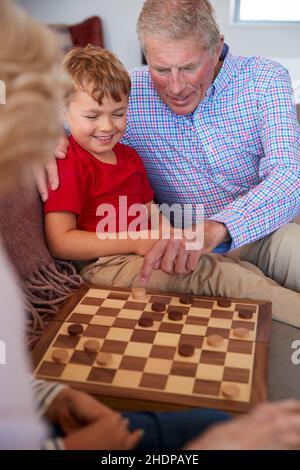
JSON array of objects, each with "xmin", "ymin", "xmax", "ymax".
[{"xmin": 66, "ymin": 89, "xmax": 128, "ymax": 160}]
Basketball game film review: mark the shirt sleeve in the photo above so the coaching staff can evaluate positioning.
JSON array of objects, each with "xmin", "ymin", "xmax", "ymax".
[
  {"xmin": 44, "ymin": 149, "xmax": 87, "ymax": 216},
  {"xmin": 30, "ymin": 378, "xmax": 67, "ymax": 450},
  {"xmin": 32, "ymin": 378, "xmax": 67, "ymax": 417},
  {"xmin": 210, "ymin": 67, "xmax": 300, "ymax": 249}
]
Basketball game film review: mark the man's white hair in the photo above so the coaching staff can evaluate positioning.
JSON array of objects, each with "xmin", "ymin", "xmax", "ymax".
[{"xmin": 137, "ymin": 0, "xmax": 221, "ymax": 55}]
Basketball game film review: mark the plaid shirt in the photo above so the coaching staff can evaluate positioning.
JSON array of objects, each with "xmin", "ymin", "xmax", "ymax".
[{"xmin": 122, "ymin": 50, "xmax": 300, "ymax": 251}]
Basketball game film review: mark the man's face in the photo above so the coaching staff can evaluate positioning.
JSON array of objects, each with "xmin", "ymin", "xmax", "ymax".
[
  {"xmin": 66, "ymin": 89, "xmax": 128, "ymax": 159},
  {"xmin": 145, "ymin": 35, "xmax": 223, "ymax": 115}
]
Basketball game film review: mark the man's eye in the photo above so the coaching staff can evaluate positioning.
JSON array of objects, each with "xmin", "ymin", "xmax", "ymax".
[
  {"xmin": 113, "ymin": 113, "xmax": 125, "ymax": 118},
  {"xmin": 86, "ymin": 116, "xmax": 97, "ymax": 120},
  {"xmin": 183, "ymin": 66, "xmax": 197, "ymax": 72},
  {"xmin": 156, "ymin": 69, "xmax": 169, "ymax": 75}
]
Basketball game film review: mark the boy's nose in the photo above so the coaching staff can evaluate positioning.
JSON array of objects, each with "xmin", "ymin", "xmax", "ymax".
[{"xmin": 99, "ymin": 116, "xmax": 113, "ymax": 132}]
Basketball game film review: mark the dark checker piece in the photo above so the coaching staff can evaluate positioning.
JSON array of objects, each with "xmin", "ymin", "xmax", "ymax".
[
  {"xmin": 178, "ymin": 344, "xmax": 195, "ymax": 357},
  {"xmin": 217, "ymin": 299, "xmax": 231, "ymax": 308},
  {"xmin": 138, "ymin": 316, "xmax": 154, "ymax": 328},
  {"xmin": 168, "ymin": 310, "xmax": 183, "ymax": 321},
  {"xmin": 238, "ymin": 310, "xmax": 253, "ymax": 320},
  {"xmin": 67, "ymin": 323, "xmax": 84, "ymax": 336},
  {"xmin": 151, "ymin": 302, "xmax": 166, "ymax": 312},
  {"xmin": 179, "ymin": 295, "xmax": 193, "ymax": 305}
]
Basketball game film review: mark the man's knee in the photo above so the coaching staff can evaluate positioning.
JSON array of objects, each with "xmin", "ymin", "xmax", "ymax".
[{"xmin": 269, "ymin": 223, "xmax": 300, "ymax": 257}]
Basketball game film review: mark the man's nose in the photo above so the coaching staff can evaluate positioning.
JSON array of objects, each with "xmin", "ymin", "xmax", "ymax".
[{"xmin": 168, "ymin": 69, "xmax": 186, "ymax": 95}]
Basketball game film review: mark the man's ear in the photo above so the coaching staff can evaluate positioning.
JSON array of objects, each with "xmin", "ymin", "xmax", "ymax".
[{"xmin": 215, "ymin": 35, "xmax": 225, "ymax": 63}]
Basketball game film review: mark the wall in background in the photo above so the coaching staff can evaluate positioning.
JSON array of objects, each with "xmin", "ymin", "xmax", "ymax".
[
  {"xmin": 18, "ymin": 0, "xmax": 144, "ymax": 71},
  {"xmin": 211, "ymin": 0, "xmax": 300, "ymax": 59},
  {"xmin": 211, "ymin": 0, "xmax": 300, "ymax": 90},
  {"xmin": 18, "ymin": 0, "xmax": 300, "ymax": 91}
]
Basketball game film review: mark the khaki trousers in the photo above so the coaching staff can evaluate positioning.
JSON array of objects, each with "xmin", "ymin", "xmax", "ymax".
[
  {"xmin": 81, "ymin": 237, "xmax": 300, "ymax": 328},
  {"xmin": 227, "ymin": 223, "xmax": 300, "ymax": 293}
]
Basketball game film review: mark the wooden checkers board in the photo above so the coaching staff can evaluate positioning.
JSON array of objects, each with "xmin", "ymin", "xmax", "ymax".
[{"xmin": 33, "ymin": 285, "xmax": 272, "ymax": 414}]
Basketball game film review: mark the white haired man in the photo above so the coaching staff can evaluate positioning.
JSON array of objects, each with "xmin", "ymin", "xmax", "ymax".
[
  {"xmin": 44, "ymin": 0, "xmax": 300, "ymax": 300},
  {"xmin": 128, "ymin": 0, "xmax": 300, "ymax": 287}
]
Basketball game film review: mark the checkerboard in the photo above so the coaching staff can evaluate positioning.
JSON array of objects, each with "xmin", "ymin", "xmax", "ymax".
[{"xmin": 33, "ymin": 285, "xmax": 272, "ymax": 413}]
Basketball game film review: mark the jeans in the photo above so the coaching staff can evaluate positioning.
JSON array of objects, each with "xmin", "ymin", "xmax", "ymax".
[{"xmin": 122, "ymin": 408, "xmax": 230, "ymax": 451}]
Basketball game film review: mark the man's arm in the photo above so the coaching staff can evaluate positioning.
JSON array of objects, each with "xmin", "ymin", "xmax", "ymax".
[{"xmin": 210, "ymin": 66, "xmax": 300, "ymax": 249}]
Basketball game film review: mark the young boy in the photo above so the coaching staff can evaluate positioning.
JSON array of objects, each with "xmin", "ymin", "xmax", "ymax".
[
  {"xmin": 44, "ymin": 46, "xmax": 159, "ymax": 262},
  {"xmin": 44, "ymin": 45, "xmax": 300, "ymax": 325}
]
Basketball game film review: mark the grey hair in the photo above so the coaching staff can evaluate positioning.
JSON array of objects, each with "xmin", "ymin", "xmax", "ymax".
[
  {"xmin": 0, "ymin": 0, "xmax": 66, "ymax": 195},
  {"xmin": 137, "ymin": 0, "xmax": 220, "ymax": 54}
]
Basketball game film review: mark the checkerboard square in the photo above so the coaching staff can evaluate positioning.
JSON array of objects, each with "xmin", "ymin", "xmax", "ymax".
[
  {"xmin": 150, "ymin": 344, "xmax": 176, "ymax": 360},
  {"xmin": 120, "ymin": 356, "xmax": 147, "ymax": 371},
  {"xmin": 171, "ymin": 361, "xmax": 197, "ymax": 377},
  {"xmin": 124, "ymin": 342, "xmax": 152, "ymax": 357},
  {"xmin": 145, "ymin": 358, "xmax": 172, "ymax": 375},
  {"xmin": 196, "ymin": 364, "xmax": 224, "ymax": 381},
  {"xmin": 70, "ymin": 350, "xmax": 96, "ymax": 366},
  {"xmin": 139, "ymin": 373, "xmax": 168, "ymax": 390},
  {"xmin": 193, "ymin": 379, "xmax": 221, "ymax": 396},
  {"xmin": 37, "ymin": 361, "xmax": 65, "ymax": 377},
  {"xmin": 106, "ymin": 327, "xmax": 133, "ymax": 342},
  {"xmin": 88, "ymin": 367, "xmax": 116, "ymax": 383}
]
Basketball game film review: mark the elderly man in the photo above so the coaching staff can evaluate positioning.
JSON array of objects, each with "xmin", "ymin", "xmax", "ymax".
[
  {"xmin": 123, "ymin": 0, "xmax": 300, "ymax": 286},
  {"xmin": 44, "ymin": 0, "xmax": 300, "ymax": 291}
]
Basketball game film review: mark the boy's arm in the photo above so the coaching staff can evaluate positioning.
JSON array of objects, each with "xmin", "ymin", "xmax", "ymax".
[
  {"xmin": 45, "ymin": 212, "xmax": 138, "ymax": 260},
  {"xmin": 145, "ymin": 200, "xmax": 172, "ymax": 233}
]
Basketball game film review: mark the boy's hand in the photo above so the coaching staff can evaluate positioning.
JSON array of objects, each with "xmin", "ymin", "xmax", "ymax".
[
  {"xmin": 34, "ymin": 133, "xmax": 69, "ymax": 202},
  {"xmin": 63, "ymin": 413, "xmax": 143, "ymax": 450},
  {"xmin": 45, "ymin": 387, "xmax": 113, "ymax": 434}
]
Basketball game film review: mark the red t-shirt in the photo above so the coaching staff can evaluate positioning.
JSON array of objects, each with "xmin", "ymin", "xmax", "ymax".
[{"xmin": 44, "ymin": 136, "xmax": 154, "ymax": 233}]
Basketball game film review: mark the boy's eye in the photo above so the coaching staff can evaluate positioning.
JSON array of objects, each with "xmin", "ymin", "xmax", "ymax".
[
  {"xmin": 85, "ymin": 116, "xmax": 98, "ymax": 120},
  {"xmin": 113, "ymin": 113, "xmax": 125, "ymax": 118}
]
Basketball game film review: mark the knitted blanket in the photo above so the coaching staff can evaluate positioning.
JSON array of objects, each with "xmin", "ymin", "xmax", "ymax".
[{"xmin": 0, "ymin": 186, "xmax": 83, "ymax": 347}]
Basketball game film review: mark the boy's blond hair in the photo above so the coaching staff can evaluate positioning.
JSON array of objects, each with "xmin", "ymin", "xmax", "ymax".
[{"xmin": 62, "ymin": 45, "xmax": 131, "ymax": 104}]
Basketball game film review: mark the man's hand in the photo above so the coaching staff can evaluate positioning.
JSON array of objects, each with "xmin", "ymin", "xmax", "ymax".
[
  {"xmin": 185, "ymin": 400, "xmax": 300, "ymax": 450},
  {"xmin": 63, "ymin": 413, "xmax": 143, "ymax": 450},
  {"xmin": 34, "ymin": 133, "xmax": 69, "ymax": 201},
  {"xmin": 140, "ymin": 220, "xmax": 230, "ymax": 285},
  {"xmin": 45, "ymin": 387, "xmax": 113, "ymax": 434}
]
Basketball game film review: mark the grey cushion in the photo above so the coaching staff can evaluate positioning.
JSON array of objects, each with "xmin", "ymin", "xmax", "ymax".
[{"xmin": 268, "ymin": 320, "xmax": 300, "ymax": 400}]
